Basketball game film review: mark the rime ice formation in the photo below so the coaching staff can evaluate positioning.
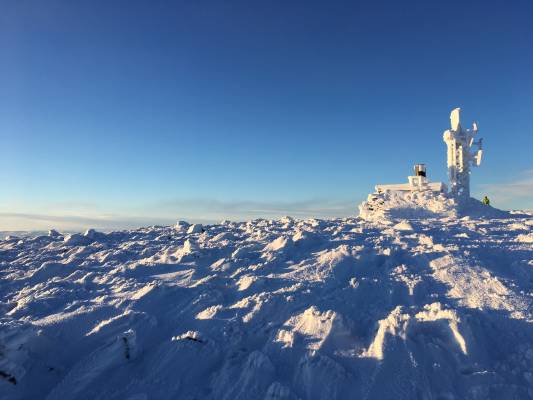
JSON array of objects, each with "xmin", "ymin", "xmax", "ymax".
[
  {"xmin": 360, "ymin": 108, "xmax": 489, "ymax": 220},
  {"xmin": 443, "ymin": 108, "xmax": 483, "ymax": 198},
  {"xmin": 1, "ymin": 212, "xmax": 533, "ymax": 400}
]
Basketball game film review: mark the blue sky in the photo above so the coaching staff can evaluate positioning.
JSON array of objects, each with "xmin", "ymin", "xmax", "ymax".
[{"xmin": 1, "ymin": 0, "xmax": 532, "ymax": 230}]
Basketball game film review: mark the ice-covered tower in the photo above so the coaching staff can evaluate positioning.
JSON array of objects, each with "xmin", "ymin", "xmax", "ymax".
[{"xmin": 443, "ymin": 108, "xmax": 483, "ymax": 198}]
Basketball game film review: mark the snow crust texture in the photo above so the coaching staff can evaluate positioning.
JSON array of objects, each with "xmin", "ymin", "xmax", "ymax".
[{"xmin": 1, "ymin": 211, "xmax": 533, "ymax": 400}]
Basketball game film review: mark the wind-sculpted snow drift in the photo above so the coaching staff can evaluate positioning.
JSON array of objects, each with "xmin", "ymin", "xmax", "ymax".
[{"xmin": 1, "ymin": 207, "xmax": 533, "ymax": 399}]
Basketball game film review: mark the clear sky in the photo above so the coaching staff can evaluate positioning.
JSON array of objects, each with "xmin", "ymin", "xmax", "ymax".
[{"xmin": 1, "ymin": 0, "xmax": 532, "ymax": 231}]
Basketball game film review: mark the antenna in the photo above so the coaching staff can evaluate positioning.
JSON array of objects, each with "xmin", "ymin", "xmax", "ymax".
[{"xmin": 442, "ymin": 108, "xmax": 483, "ymax": 198}]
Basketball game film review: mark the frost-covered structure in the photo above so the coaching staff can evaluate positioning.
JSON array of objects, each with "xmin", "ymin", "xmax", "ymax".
[
  {"xmin": 443, "ymin": 108, "xmax": 483, "ymax": 198},
  {"xmin": 360, "ymin": 161, "xmax": 452, "ymax": 220},
  {"xmin": 375, "ymin": 163, "xmax": 447, "ymax": 194},
  {"xmin": 360, "ymin": 108, "xmax": 489, "ymax": 220}
]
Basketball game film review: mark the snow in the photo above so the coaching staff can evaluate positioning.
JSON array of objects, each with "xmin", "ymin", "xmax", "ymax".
[
  {"xmin": 517, "ymin": 233, "xmax": 533, "ymax": 243},
  {"xmin": 187, "ymin": 223, "xmax": 204, "ymax": 234},
  {"xmin": 359, "ymin": 190, "xmax": 458, "ymax": 220},
  {"xmin": 392, "ymin": 220, "xmax": 414, "ymax": 231},
  {"xmin": 1, "ymin": 202, "xmax": 532, "ymax": 399},
  {"xmin": 175, "ymin": 220, "xmax": 190, "ymax": 232}
]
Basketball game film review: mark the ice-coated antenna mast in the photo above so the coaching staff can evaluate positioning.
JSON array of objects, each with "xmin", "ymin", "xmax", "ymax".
[{"xmin": 443, "ymin": 108, "xmax": 483, "ymax": 198}]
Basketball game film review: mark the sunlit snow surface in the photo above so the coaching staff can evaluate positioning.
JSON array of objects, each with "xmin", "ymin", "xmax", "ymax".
[{"xmin": 1, "ymin": 212, "xmax": 533, "ymax": 400}]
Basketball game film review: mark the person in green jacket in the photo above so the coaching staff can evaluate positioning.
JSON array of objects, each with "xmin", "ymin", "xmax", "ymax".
[{"xmin": 482, "ymin": 196, "xmax": 490, "ymax": 206}]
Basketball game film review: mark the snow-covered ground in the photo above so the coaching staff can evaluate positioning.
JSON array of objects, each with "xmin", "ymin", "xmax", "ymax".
[{"xmin": 1, "ymin": 207, "xmax": 533, "ymax": 399}]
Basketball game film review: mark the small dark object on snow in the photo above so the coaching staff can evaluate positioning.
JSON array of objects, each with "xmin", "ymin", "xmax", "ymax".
[
  {"xmin": 414, "ymin": 163, "xmax": 427, "ymax": 177},
  {"xmin": 0, "ymin": 370, "xmax": 17, "ymax": 385},
  {"xmin": 184, "ymin": 336, "xmax": 204, "ymax": 344},
  {"xmin": 122, "ymin": 336, "xmax": 130, "ymax": 359},
  {"xmin": 482, "ymin": 196, "xmax": 490, "ymax": 206}
]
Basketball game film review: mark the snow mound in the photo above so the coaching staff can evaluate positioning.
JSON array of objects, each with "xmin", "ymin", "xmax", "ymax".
[
  {"xmin": 274, "ymin": 306, "xmax": 350, "ymax": 351},
  {"xmin": 516, "ymin": 233, "xmax": 533, "ymax": 243},
  {"xmin": 175, "ymin": 220, "xmax": 190, "ymax": 232},
  {"xmin": 1, "ymin": 211, "xmax": 532, "ymax": 399},
  {"xmin": 392, "ymin": 220, "xmax": 414, "ymax": 231},
  {"xmin": 359, "ymin": 189, "xmax": 511, "ymax": 221},
  {"xmin": 187, "ymin": 224, "xmax": 204, "ymax": 234},
  {"xmin": 359, "ymin": 190, "xmax": 459, "ymax": 220}
]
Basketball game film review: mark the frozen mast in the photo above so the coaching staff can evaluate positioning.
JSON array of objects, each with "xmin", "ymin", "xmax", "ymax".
[{"xmin": 443, "ymin": 108, "xmax": 483, "ymax": 198}]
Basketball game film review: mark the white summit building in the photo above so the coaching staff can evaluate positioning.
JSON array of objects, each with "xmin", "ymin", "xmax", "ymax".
[
  {"xmin": 359, "ymin": 108, "xmax": 485, "ymax": 220},
  {"xmin": 375, "ymin": 163, "xmax": 447, "ymax": 194}
]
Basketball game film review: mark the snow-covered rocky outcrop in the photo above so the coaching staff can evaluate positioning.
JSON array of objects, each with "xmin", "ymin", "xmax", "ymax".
[
  {"xmin": 359, "ymin": 190, "xmax": 458, "ymax": 220},
  {"xmin": 1, "ymin": 208, "xmax": 532, "ymax": 399},
  {"xmin": 359, "ymin": 189, "xmax": 512, "ymax": 221}
]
